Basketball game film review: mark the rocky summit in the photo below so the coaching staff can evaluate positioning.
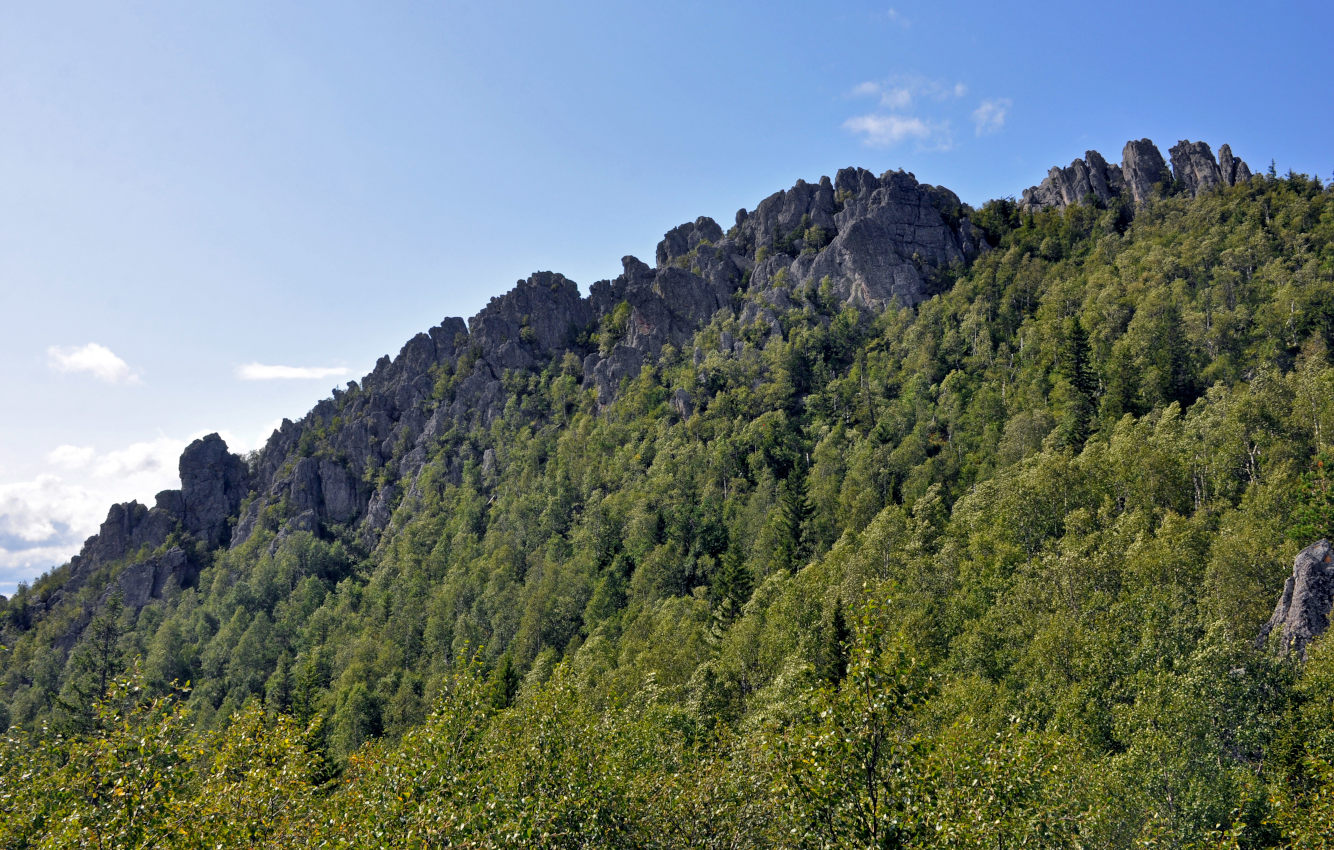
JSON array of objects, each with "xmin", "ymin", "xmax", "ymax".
[{"xmin": 1021, "ymin": 138, "xmax": 1251, "ymax": 210}]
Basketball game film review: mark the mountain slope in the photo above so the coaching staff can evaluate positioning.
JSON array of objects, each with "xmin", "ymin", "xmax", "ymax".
[{"xmin": 6, "ymin": 139, "xmax": 1334, "ymax": 846}]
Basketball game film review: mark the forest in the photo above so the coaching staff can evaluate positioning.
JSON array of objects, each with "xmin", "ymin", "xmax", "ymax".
[{"xmin": 3, "ymin": 166, "xmax": 1334, "ymax": 847}]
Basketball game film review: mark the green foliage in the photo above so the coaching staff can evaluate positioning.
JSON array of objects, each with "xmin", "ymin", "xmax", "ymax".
[
  {"xmin": 1291, "ymin": 447, "xmax": 1334, "ymax": 544},
  {"xmin": 4, "ymin": 172, "xmax": 1334, "ymax": 845}
]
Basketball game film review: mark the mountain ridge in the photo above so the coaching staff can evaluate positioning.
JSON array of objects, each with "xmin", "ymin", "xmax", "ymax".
[{"xmin": 6, "ymin": 136, "xmax": 1250, "ymax": 641}]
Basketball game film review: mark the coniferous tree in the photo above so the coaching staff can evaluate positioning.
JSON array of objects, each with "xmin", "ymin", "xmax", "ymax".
[{"xmin": 1055, "ymin": 315, "xmax": 1097, "ymax": 446}]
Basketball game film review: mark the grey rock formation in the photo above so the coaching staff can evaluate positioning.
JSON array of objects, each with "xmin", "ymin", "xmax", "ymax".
[
  {"xmin": 736, "ymin": 167, "xmax": 975, "ymax": 309},
  {"xmin": 180, "ymin": 434, "xmax": 249, "ymax": 547},
  {"xmin": 1021, "ymin": 150, "xmax": 1126, "ymax": 210},
  {"xmin": 671, "ymin": 388, "xmax": 694, "ymax": 419},
  {"xmin": 105, "ymin": 547, "xmax": 192, "ymax": 609},
  {"xmin": 1021, "ymin": 138, "xmax": 1252, "ymax": 212},
  {"xmin": 1218, "ymin": 143, "xmax": 1252, "ymax": 185},
  {"xmin": 1121, "ymin": 139, "xmax": 1174, "ymax": 206},
  {"xmin": 1258, "ymin": 539, "xmax": 1334, "ymax": 658},
  {"xmin": 657, "ymin": 216, "xmax": 723, "ymax": 268},
  {"xmin": 1169, "ymin": 140, "xmax": 1226, "ymax": 197},
  {"xmin": 470, "ymin": 272, "xmax": 592, "ymax": 373}
]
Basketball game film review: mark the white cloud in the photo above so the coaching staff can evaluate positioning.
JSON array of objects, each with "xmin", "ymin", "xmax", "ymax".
[
  {"xmin": 0, "ymin": 436, "xmax": 189, "ymax": 594},
  {"xmin": 880, "ymin": 87, "xmax": 913, "ymax": 110},
  {"xmin": 850, "ymin": 74, "xmax": 967, "ymax": 110},
  {"xmin": 0, "ymin": 474, "xmax": 104, "ymax": 591},
  {"xmin": 972, "ymin": 98, "xmax": 1012, "ymax": 135},
  {"xmin": 48, "ymin": 342, "xmax": 140, "ymax": 384},
  {"xmin": 843, "ymin": 113, "xmax": 954, "ymax": 151},
  {"xmin": 237, "ymin": 363, "xmax": 351, "ymax": 381},
  {"xmin": 92, "ymin": 436, "xmax": 187, "ymax": 481},
  {"xmin": 886, "ymin": 7, "xmax": 910, "ymax": 27},
  {"xmin": 47, "ymin": 444, "xmax": 95, "ymax": 470}
]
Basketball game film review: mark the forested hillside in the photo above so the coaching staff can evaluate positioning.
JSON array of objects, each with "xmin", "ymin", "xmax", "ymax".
[{"xmin": 4, "ymin": 141, "xmax": 1334, "ymax": 846}]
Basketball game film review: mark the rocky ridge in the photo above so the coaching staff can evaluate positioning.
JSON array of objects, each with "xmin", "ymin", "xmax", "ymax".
[
  {"xmin": 1021, "ymin": 139, "xmax": 1251, "ymax": 211},
  {"xmin": 25, "ymin": 137, "xmax": 1237, "ymax": 637}
]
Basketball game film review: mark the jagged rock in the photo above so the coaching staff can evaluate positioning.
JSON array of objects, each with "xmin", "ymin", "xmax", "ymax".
[
  {"xmin": 657, "ymin": 216, "xmax": 723, "ymax": 267},
  {"xmin": 1021, "ymin": 139, "xmax": 1252, "ymax": 213},
  {"xmin": 1121, "ymin": 139, "xmax": 1173, "ymax": 206},
  {"xmin": 587, "ymin": 344, "xmax": 644, "ymax": 405},
  {"xmin": 470, "ymin": 272, "xmax": 593, "ymax": 373},
  {"xmin": 802, "ymin": 172, "xmax": 968, "ymax": 307},
  {"xmin": 1218, "ymin": 143, "xmax": 1252, "ymax": 185},
  {"xmin": 1169, "ymin": 140, "xmax": 1225, "ymax": 196},
  {"xmin": 671, "ymin": 388, "xmax": 693, "ymax": 419},
  {"xmin": 104, "ymin": 547, "xmax": 192, "ymax": 610},
  {"xmin": 180, "ymin": 434, "xmax": 249, "ymax": 547},
  {"xmin": 746, "ymin": 176, "xmax": 839, "ymax": 255},
  {"xmin": 287, "ymin": 457, "xmax": 322, "ymax": 517},
  {"xmin": 1021, "ymin": 150, "xmax": 1125, "ymax": 209},
  {"xmin": 1258, "ymin": 539, "xmax": 1334, "ymax": 659}
]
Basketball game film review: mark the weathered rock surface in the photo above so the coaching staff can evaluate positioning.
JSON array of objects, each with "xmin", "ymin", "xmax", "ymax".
[
  {"xmin": 1121, "ymin": 139, "xmax": 1174, "ymax": 206},
  {"xmin": 1021, "ymin": 150, "xmax": 1126, "ymax": 209},
  {"xmin": 1169, "ymin": 140, "xmax": 1226, "ymax": 197},
  {"xmin": 180, "ymin": 434, "xmax": 250, "ymax": 547},
  {"xmin": 1218, "ymin": 143, "xmax": 1252, "ymax": 185},
  {"xmin": 105, "ymin": 547, "xmax": 193, "ymax": 610},
  {"xmin": 657, "ymin": 216, "xmax": 724, "ymax": 268},
  {"xmin": 1022, "ymin": 138, "xmax": 1252, "ymax": 212},
  {"xmin": 1258, "ymin": 539, "xmax": 1334, "ymax": 659}
]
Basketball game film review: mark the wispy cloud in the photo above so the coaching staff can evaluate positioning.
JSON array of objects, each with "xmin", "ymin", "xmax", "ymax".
[
  {"xmin": 972, "ymin": 98, "xmax": 1012, "ymax": 135},
  {"xmin": 842, "ymin": 74, "xmax": 967, "ymax": 151},
  {"xmin": 237, "ymin": 363, "xmax": 350, "ymax": 381},
  {"xmin": 885, "ymin": 7, "xmax": 910, "ymax": 27},
  {"xmin": 48, "ymin": 343, "xmax": 140, "ymax": 384},
  {"xmin": 843, "ymin": 114, "xmax": 954, "ymax": 151},
  {"xmin": 849, "ymin": 74, "xmax": 967, "ymax": 110},
  {"xmin": 47, "ymin": 444, "xmax": 95, "ymax": 470},
  {"xmin": 92, "ymin": 436, "xmax": 187, "ymax": 480}
]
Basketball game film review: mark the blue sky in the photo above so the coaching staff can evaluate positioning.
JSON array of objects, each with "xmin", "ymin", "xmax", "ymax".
[{"xmin": 2, "ymin": 0, "xmax": 1332, "ymax": 594}]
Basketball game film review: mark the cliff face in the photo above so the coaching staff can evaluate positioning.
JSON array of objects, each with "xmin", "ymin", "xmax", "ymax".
[{"xmin": 1020, "ymin": 139, "xmax": 1252, "ymax": 211}]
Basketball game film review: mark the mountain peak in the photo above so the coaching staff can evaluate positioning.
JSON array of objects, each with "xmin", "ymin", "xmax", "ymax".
[{"xmin": 1021, "ymin": 137, "xmax": 1251, "ymax": 211}]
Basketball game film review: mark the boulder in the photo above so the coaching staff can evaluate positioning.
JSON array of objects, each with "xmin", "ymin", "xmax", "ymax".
[{"xmin": 1258, "ymin": 539, "xmax": 1334, "ymax": 659}]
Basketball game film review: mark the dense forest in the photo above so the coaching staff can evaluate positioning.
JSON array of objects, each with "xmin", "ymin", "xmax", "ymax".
[{"xmin": 4, "ymin": 151, "xmax": 1334, "ymax": 846}]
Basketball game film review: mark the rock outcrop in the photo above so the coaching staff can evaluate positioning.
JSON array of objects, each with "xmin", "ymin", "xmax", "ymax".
[
  {"xmin": 1121, "ymin": 139, "xmax": 1174, "ymax": 207},
  {"xmin": 44, "ymin": 433, "xmax": 249, "ymax": 622},
  {"xmin": 1021, "ymin": 150, "xmax": 1125, "ymax": 209},
  {"xmin": 1021, "ymin": 138, "xmax": 1252, "ymax": 212},
  {"xmin": 1258, "ymin": 539, "xmax": 1334, "ymax": 659},
  {"xmin": 1218, "ymin": 143, "xmax": 1253, "ymax": 185},
  {"xmin": 180, "ymin": 434, "xmax": 249, "ymax": 547}
]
